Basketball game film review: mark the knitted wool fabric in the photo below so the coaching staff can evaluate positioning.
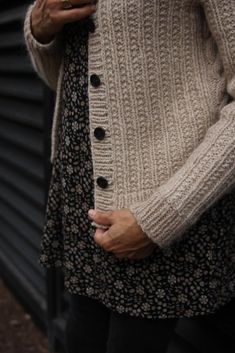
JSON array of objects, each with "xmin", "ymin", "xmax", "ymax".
[
  {"xmin": 24, "ymin": 1, "xmax": 235, "ymax": 250},
  {"xmin": 39, "ymin": 19, "xmax": 235, "ymax": 319}
]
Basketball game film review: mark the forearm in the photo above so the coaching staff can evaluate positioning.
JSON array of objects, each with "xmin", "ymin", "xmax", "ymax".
[{"xmin": 129, "ymin": 0, "xmax": 235, "ymax": 249}]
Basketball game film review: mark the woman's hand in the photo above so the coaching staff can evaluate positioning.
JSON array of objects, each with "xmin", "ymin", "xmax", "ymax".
[
  {"xmin": 31, "ymin": 0, "xmax": 97, "ymax": 44},
  {"xmin": 88, "ymin": 208, "xmax": 158, "ymax": 260}
]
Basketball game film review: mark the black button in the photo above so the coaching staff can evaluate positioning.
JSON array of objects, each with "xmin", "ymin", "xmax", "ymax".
[
  {"xmin": 97, "ymin": 176, "xmax": 108, "ymax": 189},
  {"xmin": 94, "ymin": 127, "xmax": 105, "ymax": 140},
  {"xmin": 90, "ymin": 74, "xmax": 101, "ymax": 88}
]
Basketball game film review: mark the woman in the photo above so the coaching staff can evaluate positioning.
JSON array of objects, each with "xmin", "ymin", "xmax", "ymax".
[{"xmin": 24, "ymin": 1, "xmax": 235, "ymax": 352}]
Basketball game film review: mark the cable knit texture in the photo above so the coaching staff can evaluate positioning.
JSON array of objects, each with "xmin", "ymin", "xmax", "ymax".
[{"xmin": 24, "ymin": 0, "xmax": 235, "ymax": 249}]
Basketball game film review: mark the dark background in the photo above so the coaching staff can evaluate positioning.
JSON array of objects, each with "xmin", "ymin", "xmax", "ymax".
[{"xmin": 0, "ymin": 1, "xmax": 235, "ymax": 352}]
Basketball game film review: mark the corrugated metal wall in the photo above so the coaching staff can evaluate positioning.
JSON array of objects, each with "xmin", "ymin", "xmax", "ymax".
[
  {"xmin": 0, "ymin": 2, "xmax": 69, "ymax": 351},
  {"xmin": 0, "ymin": 1, "xmax": 234, "ymax": 353},
  {"xmin": 0, "ymin": 1, "xmax": 51, "ymax": 321},
  {"xmin": 0, "ymin": 0, "xmax": 48, "ymax": 321}
]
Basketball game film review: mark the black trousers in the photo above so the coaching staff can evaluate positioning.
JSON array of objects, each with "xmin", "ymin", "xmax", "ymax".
[
  {"xmin": 65, "ymin": 294, "xmax": 235, "ymax": 353},
  {"xmin": 65, "ymin": 294, "xmax": 178, "ymax": 353}
]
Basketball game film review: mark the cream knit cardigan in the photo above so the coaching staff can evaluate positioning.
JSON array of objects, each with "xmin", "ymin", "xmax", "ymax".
[{"xmin": 24, "ymin": 0, "xmax": 235, "ymax": 250}]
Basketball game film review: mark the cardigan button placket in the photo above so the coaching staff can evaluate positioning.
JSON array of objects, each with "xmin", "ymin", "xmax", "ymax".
[
  {"xmin": 88, "ymin": 12, "xmax": 112, "ymax": 197},
  {"xmin": 90, "ymin": 68, "xmax": 109, "ymax": 187}
]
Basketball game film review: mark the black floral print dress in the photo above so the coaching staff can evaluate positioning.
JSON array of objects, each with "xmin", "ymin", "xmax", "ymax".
[{"xmin": 39, "ymin": 20, "xmax": 235, "ymax": 319}]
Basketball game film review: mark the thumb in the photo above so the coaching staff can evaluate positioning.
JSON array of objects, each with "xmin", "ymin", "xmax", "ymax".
[
  {"xmin": 93, "ymin": 227, "xmax": 106, "ymax": 245},
  {"xmin": 88, "ymin": 209, "xmax": 113, "ymax": 225}
]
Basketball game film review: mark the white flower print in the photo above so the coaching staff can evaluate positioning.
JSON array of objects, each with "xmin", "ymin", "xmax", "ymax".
[
  {"xmin": 168, "ymin": 275, "xmax": 177, "ymax": 285},
  {"xmin": 194, "ymin": 269, "xmax": 203, "ymax": 278},
  {"xmin": 77, "ymin": 241, "xmax": 86, "ymax": 250},
  {"xmin": 86, "ymin": 287, "xmax": 94, "ymax": 296},
  {"xmin": 142, "ymin": 303, "xmax": 151, "ymax": 311},
  {"xmin": 156, "ymin": 289, "xmax": 165, "ymax": 298},
  {"xmin": 72, "ymin": 121, "xmax": 78, "ymax": 131},
  {"xmin": 84, "ymin": 265, "xmax": 92, "ymax": 273},
  {"xmin": 65, "ymin": 136, "xmax": 70, "ymax": 146},
  {"xmin": 67, "ymin": 164, "xmax": 73, "ymax": 175},
  {"xmin": 79, "ymin": 76, "xmax": 85, "ymax": 86},
  {"xmin": 114, "ymin": 280, "xmax": 124, "ymax": 289},
  {"xmin": 71, "ymin": 276, "xmax": 78, "ymax": 284},
  {"xmin": 209, "ymin": 280, "xmax": 218, "ymax": 289},
  {"xmin": 47, "ymin": 220, "xmax": 55, "ymax": 228},
  {"xmin": 62, "ymin": 178, "xmax": 66, "ymax": 188},
  {"xmin": 65, "ymin": 261, "xmax": 74, "ymax": 270},
  {"xmin": 136, "ymin": 286, "xmax": 145, "ymax": 296},
  {"xmin": 93, "ymin": 254, "xmax": 100, "ymax": 263},
  {"xmin": 199, "ymin": 295, "xmax": 208, "ymax": 304},
  {"xmin": 40, "ymin": 254, "xmax": 48, "ymax": 263},
  {"xmin": 185, "ymin": 253, "xmax": 196, "ymax": 263},
  {"xmin": 71, "ymin": 224, "xmax": 79, "ymax": 233},
  {"xmin": 126, "ymin": 267, "xmax": 135, "ymax": 276},
  {"xmin": 178, "ymin": 294, "xmax": 188, "ymax": 303},
  {"xmin": 64, "ymin": 205, "xmax": 70, "ymax": 215},
  {"xmin": 69, "ymin": 62, "xmax": 75, "ymax": 73},
  {"xmin": 206, "ymin": 250, "xmax": 214, "ymax": 261},
  {"xmin": 185, "ymin": 309, "xmax": 194, "ymax": 317},
  {"xmin": 64, "ymin": 107, "xmax": 69, "ymax": 118},
  {"xmin": 116, "ymin": 305, "xmax": 125, "ymax": 314}
]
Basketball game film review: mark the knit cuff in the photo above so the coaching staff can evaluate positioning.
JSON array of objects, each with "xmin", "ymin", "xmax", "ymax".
[
  {"xmin": 24, "ymin": 4, "xmax": 59, "ymax": 54},
  {"xmin": 129, "ymin": 189, "xmax": 190, "ymax": 250}
]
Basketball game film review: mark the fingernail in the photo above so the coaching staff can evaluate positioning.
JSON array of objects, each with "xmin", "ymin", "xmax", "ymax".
[{"xmin": 88, "ymin": 209, "xmax": 96, "ymax": 217}]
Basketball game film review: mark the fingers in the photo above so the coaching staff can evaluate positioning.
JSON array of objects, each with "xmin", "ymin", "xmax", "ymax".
[
  {"xmin": 58, "ymin": 3, "xmax": 96, "ymax": 23},
  {"xmin": 59, "ymin": 0, "xmax": 96, "ymax": 12},
  {"xmin": 94, "ymin": 228, "xmax": 113, "ymax": 251},
  {"xmin": 70, "ymin": 0, "xmax": 97, "ymax": 7},
  {"xmin": 31, "ymin": 0, "xmax": 97, "ymax": 45},
  {"xmin": 93, "ymin": 228, "xmax": 115, "ymax": 252},
  {"xmin": 90, "ymin": 208, "xmax": 156, "ymax": 257},
  {"xmin": 88, "ymin": 209, "xmax": 114, "ymax": 226},
  {"xmin": 93, "ymin": 227, "xmax": 106, "ymax": 241},
  {"xmin": 93, "ymin": 227, "xmax": 156, "ymax": 259}
]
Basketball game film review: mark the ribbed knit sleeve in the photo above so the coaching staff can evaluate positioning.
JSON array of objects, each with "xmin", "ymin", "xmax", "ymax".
[
  {"xmin": 129, "ymin": 0, "xmax": 235, "ymax": 250},
  {"xmin": 23, "ymin": 3, "xmax": 63, "ymax": 91}
]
